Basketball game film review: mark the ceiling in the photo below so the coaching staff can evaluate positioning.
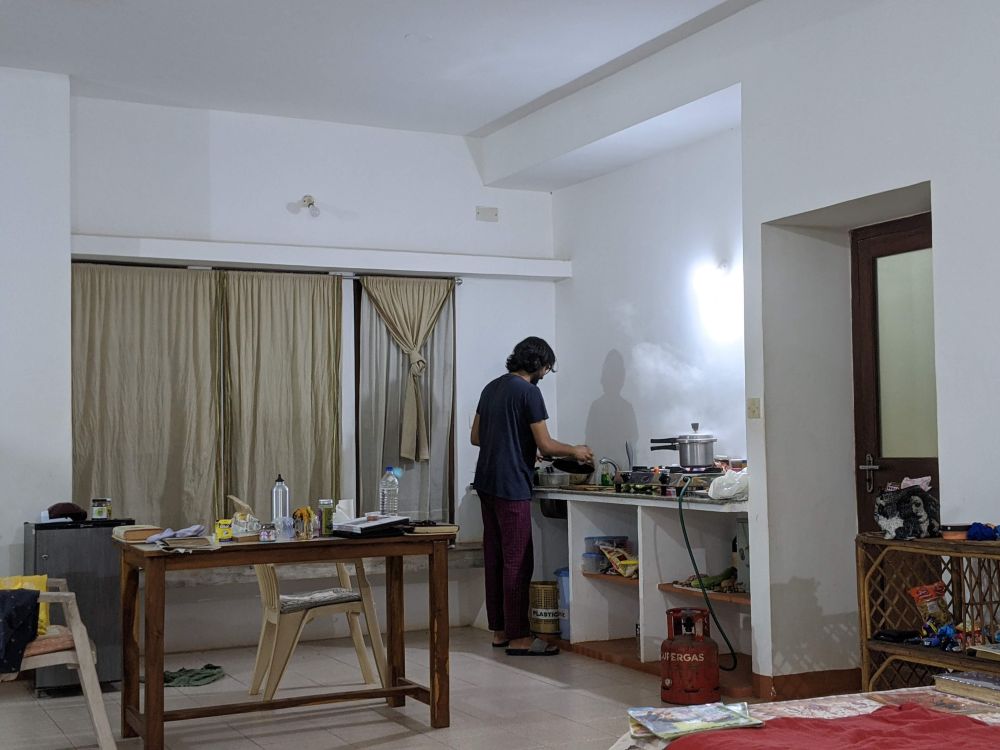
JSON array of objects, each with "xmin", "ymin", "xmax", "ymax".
[{"xmin": 0, "ymin": 0, "xmax": 754, "ymax": 137}]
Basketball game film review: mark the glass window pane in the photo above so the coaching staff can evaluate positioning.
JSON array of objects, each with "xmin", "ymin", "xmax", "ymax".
[{"xmin": 876, "ymin": 248, "xmax": 937, "ymax": 457}]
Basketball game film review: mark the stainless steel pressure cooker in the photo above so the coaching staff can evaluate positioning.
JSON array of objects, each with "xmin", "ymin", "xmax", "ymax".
[{"xmin": 649, "ymin": 423, "xmax": 717, "ymax": 468}]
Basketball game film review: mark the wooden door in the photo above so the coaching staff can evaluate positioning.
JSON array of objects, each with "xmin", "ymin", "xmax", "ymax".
[{"xmin": 851, "ymin": 213, "xmax": 938, "ymax": 532}]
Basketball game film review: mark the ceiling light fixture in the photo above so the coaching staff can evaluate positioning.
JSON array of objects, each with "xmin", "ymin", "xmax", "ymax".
[{"xmin": 287, "ymin": 194, "xmax": 320, "ymax": 217}]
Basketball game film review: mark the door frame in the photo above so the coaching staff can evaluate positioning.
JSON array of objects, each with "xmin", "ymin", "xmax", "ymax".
[{"xmin": 850, "ymin": 212, "xmax": 935, "ymax": 532}]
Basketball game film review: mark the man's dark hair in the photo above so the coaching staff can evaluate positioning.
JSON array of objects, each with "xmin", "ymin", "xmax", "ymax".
[{"xmin": 506, "ymin": 337, "xmax": 557, "ymax": 374}]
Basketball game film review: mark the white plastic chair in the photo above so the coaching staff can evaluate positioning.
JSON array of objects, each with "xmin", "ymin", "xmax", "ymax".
[
  {"xmin": 0, "ymin": 579, "xmax": 116, "ymax": 749},
  {"xmin": 250, "ymin": 561, "xmax": 387, "ymax": 700}
]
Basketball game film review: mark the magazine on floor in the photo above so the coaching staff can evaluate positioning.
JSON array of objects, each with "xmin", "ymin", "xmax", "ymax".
[{"xmin": 627, "ymin": 702, "xmax": 763, "ymax": 740}]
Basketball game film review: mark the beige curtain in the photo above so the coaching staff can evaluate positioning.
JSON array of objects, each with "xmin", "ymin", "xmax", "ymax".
[
  {"xmin": 223, "ymin": 271, "xmax": 341, "ymax": 520},
  {"xmin": 358, "ymin": 292, "xmax": 454, "ymax": 518},
  {"xmin": 360, "ymin": 276, "xmax": 454, "ymax": 461},
  {"xmin": 71, "ymin": 264, "xmax": 222, "ymax": 527}
]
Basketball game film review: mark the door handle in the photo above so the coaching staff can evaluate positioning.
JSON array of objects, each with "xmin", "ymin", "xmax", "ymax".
[{"xmin": 858, "ymin": 453, "xmax": 880, "ymax": 493}]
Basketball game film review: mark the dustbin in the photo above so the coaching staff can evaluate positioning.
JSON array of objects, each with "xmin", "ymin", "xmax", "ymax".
[
  {"xmin": 528, "ymin": 580, "xmax": 560, "ymax": 634},
  {"xmin": 554, "ymin": 567, "xmax": 570, "ymax": 639}
]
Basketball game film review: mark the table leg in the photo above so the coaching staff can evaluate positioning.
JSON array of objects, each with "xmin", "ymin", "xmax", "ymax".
[
  {"xmin": 428, "ymin": 540, "xmax": 450, "ymax": 728},
  {"xmin": 143, "ymin": 558, "xmax": 166, "ymax": 750},
  {"xmin": 120, "ymin": 556, "xmax": 140, "ymax": 739},
  {"xmin": 386, "ymin": 555, "xmax": 405, "ymax": 707}
]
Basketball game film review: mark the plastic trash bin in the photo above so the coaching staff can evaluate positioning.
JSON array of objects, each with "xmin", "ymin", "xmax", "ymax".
[{"xmin": 554, "ymin": 566, "xmax": 570, "ymax": 639}]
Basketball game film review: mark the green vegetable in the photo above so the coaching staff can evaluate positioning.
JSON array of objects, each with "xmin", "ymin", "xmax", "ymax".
[{"xmin": 687, "ymin": 567, "xmax": 737, "ymax": 589}]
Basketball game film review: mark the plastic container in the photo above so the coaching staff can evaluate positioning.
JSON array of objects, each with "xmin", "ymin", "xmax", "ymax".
[
  {"xmin": 554, "ymin": 567, "xmax": 570, "ymax": 639},
  {"xmin": 582, "ymin": 551, "xmax": 606, "ymax": 573},
  {"xmin": 90, "ymin": 498, "xmax": 112, "ymax": 519},
  {"xmin": 378, "ymin": 467, "xmax": 399, "ymax": 516},
  {"xmin": 271, "ymin": 474, "xmax": 291, "ymax": 536},
  {"xmin": 318, "ymin": 498, "xmax": 335, "ymax": 536}
]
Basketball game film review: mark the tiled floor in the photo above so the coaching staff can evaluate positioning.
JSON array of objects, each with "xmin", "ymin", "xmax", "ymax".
[{"xmin": 0, "ymin": 627, "xmax": 661, "ymax": 749}]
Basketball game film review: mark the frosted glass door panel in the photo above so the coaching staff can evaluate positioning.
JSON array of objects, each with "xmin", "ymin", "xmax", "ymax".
[{"xmin": 876, "ymin": 248, "xmax": 937, "ymax": 457}]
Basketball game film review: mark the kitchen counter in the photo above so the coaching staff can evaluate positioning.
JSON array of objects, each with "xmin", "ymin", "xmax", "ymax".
[{"xmin": 534, "ymin": 485, "xmax": 747, "ymax": 513}]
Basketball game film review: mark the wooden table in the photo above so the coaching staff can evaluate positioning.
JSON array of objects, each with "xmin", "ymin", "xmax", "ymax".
[{"xmin": 118, "ymin": 532, "xmax": 453, "ymax": 749}]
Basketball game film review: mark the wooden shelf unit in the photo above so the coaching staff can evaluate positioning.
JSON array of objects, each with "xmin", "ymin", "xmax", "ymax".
[
  {"xmin": 856, "ymin": 533, "xmax": 1000, "ymax": 691},
  {"xmin": 658, "ymin": 582, "xmax": 751, "ymax": 606}
]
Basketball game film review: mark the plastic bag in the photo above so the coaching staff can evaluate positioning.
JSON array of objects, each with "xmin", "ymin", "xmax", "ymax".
[{"xmin": 708, "ymin": 469, "xmax": 749, "ymax": 501}]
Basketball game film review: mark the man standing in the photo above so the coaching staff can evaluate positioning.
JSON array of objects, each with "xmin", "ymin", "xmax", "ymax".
[{"xmin": 471, "ymin": 337, "xmax": 593, "ymax": 656}]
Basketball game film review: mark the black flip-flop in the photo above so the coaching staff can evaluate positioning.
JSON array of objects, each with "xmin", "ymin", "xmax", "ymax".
[
  {"xmin": 491, "ymin": 640, "xmax": 510, "ymax": 648},
  {"xmin": 505, "ymin": 638, "xmax": 559, "ymax": 656}
]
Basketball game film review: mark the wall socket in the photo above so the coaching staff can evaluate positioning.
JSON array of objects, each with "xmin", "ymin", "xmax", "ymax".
[
  {"xmin": 740, "ymin": 612, "xmax": 751, "ymax": 631},
  {"xmin": 475, "ymin": 205, "xmax": 499, "ymax": 222},
  {"xmin": 746, "ymin": 397, "xmax": 761, "ymax": 420}
]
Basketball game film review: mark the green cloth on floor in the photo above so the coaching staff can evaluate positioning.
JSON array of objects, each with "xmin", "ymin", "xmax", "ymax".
[{"xmin": 163, "ymin": 663, "xmax": 224, "ymax": 687}]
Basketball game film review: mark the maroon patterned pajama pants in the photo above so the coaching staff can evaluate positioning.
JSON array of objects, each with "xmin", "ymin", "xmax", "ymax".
[{"xmin": 479, "ymin": 492, "xmax": 534, "ymax": 640}]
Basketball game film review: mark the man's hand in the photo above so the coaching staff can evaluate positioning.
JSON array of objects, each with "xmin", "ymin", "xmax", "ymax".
[{"xmin": 572, "ymin": 444, "xmax": 594, "ymax": 464}]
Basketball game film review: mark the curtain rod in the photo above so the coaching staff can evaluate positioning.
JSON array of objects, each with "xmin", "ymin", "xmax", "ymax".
[{"xmin": 337, "ymin": 272, "xmax": 463, "ymax": 285}]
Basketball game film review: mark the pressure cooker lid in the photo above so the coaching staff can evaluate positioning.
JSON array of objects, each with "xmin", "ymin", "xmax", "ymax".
[
  {"xmin": 677, "ymin": 421, "xmax": 715, "ymax": 443},
  {"xmin": 677, "ymin": 433, "xmax": 716, "ymax": 443}
]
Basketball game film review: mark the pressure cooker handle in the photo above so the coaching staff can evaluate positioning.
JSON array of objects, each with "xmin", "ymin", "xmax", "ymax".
[{"xmin": 650, "ymin": 438, "xmax": 679, "ymax": 452}]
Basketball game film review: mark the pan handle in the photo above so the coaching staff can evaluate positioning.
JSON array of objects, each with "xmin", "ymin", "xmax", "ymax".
[
  {"xmin": 650, "ymin": 445, "xmax": 677, "ymax": 452},
  {"xmin": 650, "ymin": 437, "xmax": 677, "ymax": 444}
]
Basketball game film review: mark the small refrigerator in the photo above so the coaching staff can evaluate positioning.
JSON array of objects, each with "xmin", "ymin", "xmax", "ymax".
[{"xmin": 23, "ymin": 518, "xmax": 134, "ymax": 691}]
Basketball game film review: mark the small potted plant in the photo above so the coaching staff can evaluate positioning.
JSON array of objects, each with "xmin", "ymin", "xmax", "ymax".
[{"xmin": 292, "ymin": 506, "xmax": 317, "ymax": 540}]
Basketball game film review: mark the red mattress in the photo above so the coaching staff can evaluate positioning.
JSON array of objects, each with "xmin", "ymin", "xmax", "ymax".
[{"xmin": 671, "ymin": 703, "xmax": 1000, "ymax": 749}]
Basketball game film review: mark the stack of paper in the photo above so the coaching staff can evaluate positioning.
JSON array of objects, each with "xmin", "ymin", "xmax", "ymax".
[{"xmin": 627, "ymin": 702, "xmax": 762, "ymax": 741}]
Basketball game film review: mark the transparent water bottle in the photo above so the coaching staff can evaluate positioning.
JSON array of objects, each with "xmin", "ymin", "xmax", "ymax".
[
  {"xmin": 378, "ymin": 467, "xmax": 399, "ymax": 516},
  {"xmin": 271, "ymin": 474, "xmax": 291, "ymax": 537}
]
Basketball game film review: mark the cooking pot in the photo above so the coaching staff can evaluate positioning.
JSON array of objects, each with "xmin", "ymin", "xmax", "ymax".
[
  {"xmin": 538, "ymin": 457, "xmax": 595, "ymax": 485},
  {"xmin": 650, "ymin": 423, "xmax": 717, "ymax": 468}
]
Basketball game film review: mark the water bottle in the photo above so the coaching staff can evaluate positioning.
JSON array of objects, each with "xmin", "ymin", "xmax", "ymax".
[
  {"xmin": 378, "ymin": 467, "xmax": 399, "ymax": 516},
  {"xmin": 271, "ymin": 474, "xmax": 291, "ymax": 536}
]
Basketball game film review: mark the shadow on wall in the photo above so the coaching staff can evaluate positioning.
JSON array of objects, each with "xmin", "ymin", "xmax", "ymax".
[
  {"xmin": 584, "ymin": 349, "xmax": 638, "ymax": 470},
  {"xmin": 769, "ymin": 576, "xmax": 860, "ymax": 676}
]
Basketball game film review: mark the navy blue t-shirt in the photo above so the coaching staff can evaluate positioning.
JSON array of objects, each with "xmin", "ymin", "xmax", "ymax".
[{"xmin": 473, "ymin": 373, "xmax": 549, "ymax": 501}]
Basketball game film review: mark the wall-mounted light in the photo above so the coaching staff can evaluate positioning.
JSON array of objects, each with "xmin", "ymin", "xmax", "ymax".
[
  {"xmin": 691, "ymin": 258, "xmax": 743, "ymax": 345},
  {"xmin": 287, "ymin": 194, "xmax": 320, "ymax": 217}
]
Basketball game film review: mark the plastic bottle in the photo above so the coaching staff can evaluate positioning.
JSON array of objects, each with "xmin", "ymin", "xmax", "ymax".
[
  {"xmin": 271, "ymin": 474, "xmax": 291, "ymax": 536},
  {"xmin": 378, "ymin": 467, "xmax": 399, "ymax": 516}
]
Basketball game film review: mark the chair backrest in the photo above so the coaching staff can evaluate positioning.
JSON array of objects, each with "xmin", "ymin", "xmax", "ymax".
[{"xmin": 253, "ymin": 562, "xmax": 355, "ymax": 612}]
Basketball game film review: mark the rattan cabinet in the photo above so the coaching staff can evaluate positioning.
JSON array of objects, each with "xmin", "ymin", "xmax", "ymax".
[{"xmin": 856, "ymin": 533, "xmax": 1000, "ymax": 690}]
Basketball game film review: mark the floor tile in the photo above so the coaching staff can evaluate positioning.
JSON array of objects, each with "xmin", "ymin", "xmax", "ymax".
[{"xmin": 0, "ymin": 628, "xmax": 661, "ymax": 750}]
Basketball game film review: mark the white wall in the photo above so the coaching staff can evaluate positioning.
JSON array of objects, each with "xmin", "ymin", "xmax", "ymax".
[
  {"xmin": 761, "ymin": 224, "xmax": 857, "ymax": 674},
  {"xmin": 0, "ymin": 68, "xmax": 71, "ymax": 574},
  {"xmin": 455, "ymin": 277, "xmax": 557, "ymax": 542},
  {"xmin": 72, "ymin": 98, "xmax": 553, "ymax": 258},
  {"xmin": 475, "ymin": 0, "xmax": 1000, "ymax": 679},
  {"xmin": 552, "ymin": 129, "xmax": 745, "ymax": 470}
]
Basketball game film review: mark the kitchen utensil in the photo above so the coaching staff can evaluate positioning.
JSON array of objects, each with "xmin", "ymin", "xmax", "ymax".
[
  {"xmin": 626, "ymin": 441, "xmax": 635, "ymax": 472},
  {"xmin": 540, "ymin": 457, "xmax": 594, "ymax": 485},
  {"xmin": 536, "ymin": 471, "xmax": 570, "ymax": 487},
  {"xmin": 650, "ymin": 422, "xmax": 717, "ymax": 468}
]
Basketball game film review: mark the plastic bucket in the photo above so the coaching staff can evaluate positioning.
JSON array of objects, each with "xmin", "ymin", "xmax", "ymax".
[{"xmin": 554, "ymin": 567, "xmax": 570, "ymax": 639}]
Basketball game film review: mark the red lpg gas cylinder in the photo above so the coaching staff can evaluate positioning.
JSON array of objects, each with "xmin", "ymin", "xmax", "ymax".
[{"xmin": 660, "ymin": 608, "xmax": 720, "ymax": 704}]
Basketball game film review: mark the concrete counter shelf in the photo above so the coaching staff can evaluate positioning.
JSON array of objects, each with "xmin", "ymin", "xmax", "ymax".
[
  {"xmin": 581, "ymin": 570, "xmax": 640, "ymax": 588},
  {"xmin": 532, "ymin": 488, "xmax": 754, "ymax": 691},
  {"xmin": 658, "ymin": 582, "xmax": 751, "ymax": 606}
]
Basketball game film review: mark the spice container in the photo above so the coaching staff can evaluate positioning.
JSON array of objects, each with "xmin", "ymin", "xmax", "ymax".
[
  {"xmin": 259, "ymin": 523, "xmax": 277, "ymax": 542},
  {"xmin": 90, "ymin": 498, "xmax": 112, "ymax": 519},
  {"xmin": 318, "ymin": 498, "xmax": 335, "ymax": 536}
]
